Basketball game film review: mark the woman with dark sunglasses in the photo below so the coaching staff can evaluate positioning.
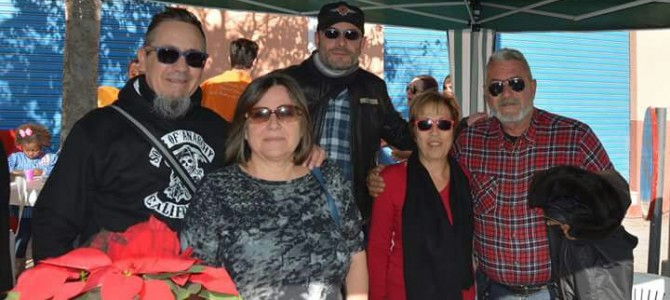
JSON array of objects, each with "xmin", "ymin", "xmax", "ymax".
[
  {"xmin": 182, "ymin": 73, "xmax": 367, "ymax": 300},
  {"xmin": 384, "ymin": 75, "xmax": 439, "ymax": 162},
  {"xmin": 368, "ymin": 91, "xmax": 474, "ymax": 300},
  {"xmin": 405, "ymin": 75, "xmax": 438, "ymax": 104}
]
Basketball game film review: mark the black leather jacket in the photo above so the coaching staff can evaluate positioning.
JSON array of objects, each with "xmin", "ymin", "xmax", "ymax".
[
  {"xmin": 277, "ymin": 53, "xmax": 413, "ymax": 220},
  {"xmin": 547, "ymin": 226, "xmax": 637, "ymax": 300}
]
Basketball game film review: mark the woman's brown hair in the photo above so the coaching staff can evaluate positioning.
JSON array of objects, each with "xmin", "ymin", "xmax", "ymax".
[{"xmin": 224, "ymin": 73, "xmax": 313, "ymax": 165}]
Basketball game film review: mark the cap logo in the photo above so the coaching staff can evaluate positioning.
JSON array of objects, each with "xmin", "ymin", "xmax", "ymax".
[{"xmin": 333, "ymin": 4, "xmax": 355, "ymax": 16}]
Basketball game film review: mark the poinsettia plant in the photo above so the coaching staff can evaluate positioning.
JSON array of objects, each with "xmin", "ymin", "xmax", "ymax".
[{"xmin": 7, "ymin": 216, "xmax": 240, "ymax": 300}]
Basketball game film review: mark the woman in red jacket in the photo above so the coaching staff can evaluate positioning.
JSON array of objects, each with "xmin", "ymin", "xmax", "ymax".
[{"xmin": 368, "ymin": 91, "xmax": 474, "ymax": 300}]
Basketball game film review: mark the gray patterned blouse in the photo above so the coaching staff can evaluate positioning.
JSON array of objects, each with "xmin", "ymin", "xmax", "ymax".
[{"xmin": 181, "ymin": 160, "xmax": 364, "ymax": 300}]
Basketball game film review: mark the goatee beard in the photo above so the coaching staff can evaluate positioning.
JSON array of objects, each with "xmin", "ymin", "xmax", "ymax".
[{"xmin": 152, "ymin": 95, "xmax": 191, "ymax": 120}]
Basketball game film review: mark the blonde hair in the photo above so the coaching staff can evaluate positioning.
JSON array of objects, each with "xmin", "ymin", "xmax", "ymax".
[{"xmin": 408, "ymin": 91, "xmax": 461, "ymax": 139}]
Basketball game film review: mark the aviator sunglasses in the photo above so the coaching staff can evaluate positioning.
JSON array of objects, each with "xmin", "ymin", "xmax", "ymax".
[
  {"xmin": 144, "ymin": 46, "xmax": 208, "ymax": 68},
  {"xmin": 245, "ymin": 105, "xmax": 303, "ymax": 124},
  {"xmin": 488, "ymin": 77, "xmax": 525, "ymax": 97},
  {"xmin": 413, "ymin": 119, "xmax": 454, "ymax": 131},
  {"xmin": 323, "ymin": 28, "xmax": 362, "ymax": 41}
]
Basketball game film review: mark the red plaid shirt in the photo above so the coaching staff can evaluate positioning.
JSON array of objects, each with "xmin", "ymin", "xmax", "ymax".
[{"xmin": 452, "ymin": 109, "xmax": 612, "ymax": 286}]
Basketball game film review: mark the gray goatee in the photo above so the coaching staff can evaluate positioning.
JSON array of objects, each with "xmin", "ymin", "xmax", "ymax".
[{"xmin": 152, "ymin": 95, "xmax": 191, "ymax": 120}]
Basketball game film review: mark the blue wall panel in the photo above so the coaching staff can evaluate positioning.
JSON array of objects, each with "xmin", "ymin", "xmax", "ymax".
[
  {"xmin": 383, "ymin": 25, "xmax": 450, "ymax": 118},
  {"xmin": 0, "ymin": 0, "xmax": 164, "ymax": 149},
  {"xmin": 0, "ymin": 0, "xmax": 64, "ymax": 149},
  {"xmin": 499, "ymin": 31, "xmax": 630, "ymax": 178},
  {"xmin": 98, "ymin": 1, "xmax": 164, "ymax": 88}
]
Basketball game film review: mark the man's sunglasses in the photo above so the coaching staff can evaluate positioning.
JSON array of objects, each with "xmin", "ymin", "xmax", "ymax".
[
  {"xmin": 488, "ymin": 77, "xmax": 525, "ymax": 97},
  {"xmin": 245, "ymin": 105, "xmax": 303, "ymax": 124},
  {"xmin": 323, "ymin": 28, "xmax": 361, "ymax": 41},
  {"xmin": 413, "ymin": 119, "xmax": 454, "ymax": 131},
  {"xmin": 144, "ymin": 46, "xmax": 208, "ymax": 68}
]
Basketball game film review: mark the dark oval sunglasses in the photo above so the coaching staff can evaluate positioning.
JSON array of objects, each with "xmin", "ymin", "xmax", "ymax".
[
  {"xmin": 144, "ymin": 46, "xmax": 208, "ymax": 68},
  {"xmin": 245, "ymin": 105, "xmax": 303, "ymax": 124},
  {"xmin": 406, "ymin": 84, "xmax": 418, "ymax": 95},
  {"xmin": 323, "ymin": 28, "xmax": 361, "ymax": 41},
  {"xmin": 413, "ymin": 119, "xmax": 454, "ymax": 131},
  {"xmin": 488, "ymin": 77, "xmax": 525, "ymax": 97}
]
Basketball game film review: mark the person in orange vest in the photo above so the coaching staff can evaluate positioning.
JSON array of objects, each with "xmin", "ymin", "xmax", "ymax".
[
  {"xmin": 200, "ymin": 38, "xmax": 259, "ymax": 122},
  {"xmin": 97, "ymin": 57, "xmax": 142, "ymax": 107}
]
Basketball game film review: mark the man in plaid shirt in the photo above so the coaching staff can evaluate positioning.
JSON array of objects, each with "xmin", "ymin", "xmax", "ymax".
[{"xmin": 451, "ymin": 48, "xmax": 613, "ymax": 299}]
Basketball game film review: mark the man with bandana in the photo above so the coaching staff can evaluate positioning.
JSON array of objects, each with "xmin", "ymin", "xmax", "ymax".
[{"xmin": 276, "ymin": 1, "xmax": 413, "ymax": 226}]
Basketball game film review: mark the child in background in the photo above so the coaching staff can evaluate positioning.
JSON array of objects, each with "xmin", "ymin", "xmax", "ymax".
[
  {"xmin": 8, "ymin": 123, "xmax": 57, "ymax": 177},
  {"xmin": 7, "ymin": 123, "xmax": 57, "ymax": 275}
]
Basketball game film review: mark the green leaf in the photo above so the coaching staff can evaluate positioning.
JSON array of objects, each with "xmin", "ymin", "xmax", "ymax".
[
  {"xmin": 187, "ymin": 265, "xmax": 205, "ymax": 273},
  {"xmin": 73, "ymin": 288, "xmax": 101, "ymax": 300},
  {"xmin": 142, "ymin": 265, "xmax": 206, "ymax": 281},
  {"xmin": 186, "ymin": 282, "xmax": 203, "ymax": 295},
  {"xmin": 198, "ymin": 290, "xmax": 242, "ymax": 300},
  {"xmin": 4, "ymin": 291, "xmax": 20, "ymax": 300},
  {"xmin": 167, "ymin": 280, "xmax": 192, "ymax": 300}
]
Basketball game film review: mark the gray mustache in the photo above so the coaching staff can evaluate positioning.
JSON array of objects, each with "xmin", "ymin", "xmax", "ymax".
[{"xmin": 499, "ymin": 98, "xmax": 519, "ymax": 106}]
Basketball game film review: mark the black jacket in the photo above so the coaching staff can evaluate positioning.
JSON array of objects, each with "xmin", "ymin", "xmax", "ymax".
[
  {"xmin": 33, "ymin": 76, "xmax": 229, "ymax": 261},
  {"xmin": 547, "ymin": 226, "xmax": 637, "ymax": 300},
  {"xmin": 529, "ymin": 166, "xmax": 637, "ymax": 300},
  {"xmin": 0, "ymin": 141, "xmax": 12, "ymax": 291},
  {"xmin": 277, "ymin": 53, "xmax": 413, "ymax": 220}
]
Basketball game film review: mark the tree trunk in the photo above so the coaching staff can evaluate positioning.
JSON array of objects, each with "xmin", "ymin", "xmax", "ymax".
[{"xmin": 61, "ymin": 0, "xmax": 101, "ymax": 144}]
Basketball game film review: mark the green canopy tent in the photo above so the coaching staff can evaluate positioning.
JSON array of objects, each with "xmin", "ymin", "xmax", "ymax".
[
  {"xmin": 60, "ymin": 0, "xmax": 670, "ymax": 140},
  {"xmin": 155, "ymin": 0, "xmax": 670, "ymax": 114},
  {"xmin": 160, "ymin": 0, "xmax": 670, "ymax": 32}
]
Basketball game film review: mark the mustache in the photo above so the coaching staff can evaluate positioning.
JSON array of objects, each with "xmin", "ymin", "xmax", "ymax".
[{"xmin": 498, "ymin": 98, "xmax": 520, "ymax": 106}]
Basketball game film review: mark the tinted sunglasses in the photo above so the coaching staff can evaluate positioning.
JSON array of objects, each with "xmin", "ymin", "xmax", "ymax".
[
  {"xmin": 144, "ymin": 46, "xmax": 208, "ymax": 68},
  {"xmin": 245, "ymin": 105, "xmax": 303, "ymax": 124},
  {"xmin": 414, "ymin": 119, "xmax": 454, "ymax": 131},
  {"xmin": 488, "ymin": 77, "xmax": 525, "ymax": 97},
  {"xmin": 406, "ymin": 84, "xmax": 418, "ymax": 95},
  {"xmin": 323, "ymin": 28, "xmax": 361, "ymax": 41}
]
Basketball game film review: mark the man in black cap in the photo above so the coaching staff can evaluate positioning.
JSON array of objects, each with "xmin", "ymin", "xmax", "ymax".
[{"xmin": 275, "ymin": 1, "xmax": 413, "ymax": 226}]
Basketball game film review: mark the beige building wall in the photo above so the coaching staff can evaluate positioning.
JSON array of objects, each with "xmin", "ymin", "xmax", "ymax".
[
  {"xmin": 187, "ymin": 7, "xmax": 384, "ymax": 83},
  {"xmin": 631, "ymin": 29, "xmax": 670, "ymax": 214},
  {"xmin": 635, "ymin": 30, "xmax": 670, "ymax": 119}
]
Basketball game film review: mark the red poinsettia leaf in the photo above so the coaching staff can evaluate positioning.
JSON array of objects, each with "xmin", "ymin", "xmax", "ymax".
[
  {"xmin": 13, "ymin": 264, "xmax": 70, "ymax": 300},
  {"xmin": 201, "ymin": 277, "xmax": 240, "ymax": 296},
  {"xmin": 168, "ymin": 272, "xmax": 190, "ymax": 286},
  {"xmin": 52, "ymin": 281, "xmax": 87, "ymax": 300},
  {"xmin": 107, "ymin": 216, "xmax": 182, "ymax": 261},
  {"xmin": 190, "ymin": 267, "xmax": 239, "ymax": 295},
  {"xmin": 141, "ymin": 280, "xmax": 174, "ymax": 300},
  {"xmin": 81, "ymin": 266, "xmax": 110, "ymax": 293},
  {"xmin": 181, "ymin": 246, "xmax": 194, "ymax": 258},
  {"xmin": 43, "ymin": 247, "xmax": 112, "ymax": 271},
  {"xmin": 200, "ymin": 266, "xmax": 234, "ymax": 278},
  {"xmin": 112, "ymin": 256, "xmax": 197, "ymax": 275},
  {"xmin": 100, "ymin": 272, "xmax": 144, "ymax": 300}
]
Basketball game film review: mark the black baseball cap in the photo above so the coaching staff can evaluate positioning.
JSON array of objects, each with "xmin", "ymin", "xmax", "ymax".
[{"xmin": 317, "ymin": 1, "xmax": 365, "ymax": 34}]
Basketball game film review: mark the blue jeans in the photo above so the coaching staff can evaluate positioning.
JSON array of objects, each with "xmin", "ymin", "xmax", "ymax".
[{"xmin": 476, "ymin": 269, "xmax": 552, "ymax": 300}]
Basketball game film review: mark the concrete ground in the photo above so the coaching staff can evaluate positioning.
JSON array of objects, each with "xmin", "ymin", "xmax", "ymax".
[{"xmin": 623, "ymin": 213, "xmax": 670, "ymax": 274}]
